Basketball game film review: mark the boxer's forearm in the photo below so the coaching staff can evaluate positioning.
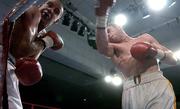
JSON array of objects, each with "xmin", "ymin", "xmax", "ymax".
[
  {"xmin": 10, "ymin": 37, "xmax": 45, "ymax": 59},
  {"xmin": 151, "ymin": 43, "xmax": 177, "ymax": 65},
  {"xmin": 96, "ymin": 28, "xmax": 114, "ymax": 57},
  {"xmin": 95, "ymin": 4, "xmax": 109, "ymax": 55},
  {"xmin": 151, "ymin": 44, "xmax": 178, "ymax": 65},
  {"xmin": 96, "ymin": 29, "xmax": 109, "ymax": 54},
  {"xmin": 30, "ymin": 38, "xmax": 45, "ymax": 59},
  {"xmin": 144, "ymin": 34, "xmax": 178, "ymax": 65}
]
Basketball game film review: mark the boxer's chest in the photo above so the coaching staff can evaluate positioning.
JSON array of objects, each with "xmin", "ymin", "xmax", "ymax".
[{"xmin": 113, "ymin": 41, "xmax": 138, "ymax": 57}]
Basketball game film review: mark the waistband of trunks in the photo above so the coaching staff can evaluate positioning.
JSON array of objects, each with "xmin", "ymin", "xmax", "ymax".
[{"xmin": 123, "ymin": 71, "xmax": 164, "ymax": 90}]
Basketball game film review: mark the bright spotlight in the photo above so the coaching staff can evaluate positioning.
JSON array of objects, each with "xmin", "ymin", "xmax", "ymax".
[
  {"xmin": 112, "ymin": 76, "xmax": 122, "ymax": 86},
  {"xmin": 114, "ymin": 14, "xmax": 127, "ymax": 27},
  {"xmin": 104, "ymin": 75, "xmax": 112, "ymax": 83},
  {"xmin": 147, "ymin": 0, "xmax": 167, "ymax": 11}
]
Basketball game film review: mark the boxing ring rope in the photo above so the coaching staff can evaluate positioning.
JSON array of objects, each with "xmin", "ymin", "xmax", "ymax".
[
  {"xmin": 23, "ymin": 102, "xmax": 60, "ymax": 109},
  {"xmin": 8, "ymin": 0, "xmax": 41, "ymax": 22},
  {"xmin": 0, "ymin": 0, "xmax": 46, "ymax": 107}
]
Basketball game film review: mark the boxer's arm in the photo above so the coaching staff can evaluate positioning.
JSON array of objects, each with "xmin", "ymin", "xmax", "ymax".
[
  {"xmin": 21, "ymin": 5, "xmax": 41, "ymax": 27},
  {"xmin": 146, "ymin": 34, "xmax": 177, "ymax": 65},
  {"xmin": 96, "ymin": 28, "xmax": 114, "ymax": 57},
  {"xmin": 10, "ymin": 5, "xmax": 43, "ymax": 59},
  {"xmin": 95, "ymin": 0, "xmax": 116, "ymax": 57}
]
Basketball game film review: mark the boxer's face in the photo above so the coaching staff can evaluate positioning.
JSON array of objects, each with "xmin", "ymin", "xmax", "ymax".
[
  {"xmin": 38, "ymin": 0, "xmax": 63, "ymax": 30},
  {"xmin": 107, "ymin": 25, "xmax": 128, "ymax": 43}
]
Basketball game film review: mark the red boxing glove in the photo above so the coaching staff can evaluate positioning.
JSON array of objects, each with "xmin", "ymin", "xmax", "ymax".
[
  {"xmin": 41, "ymin": 31, "xmax": 64, "ymax": 50},
  {"xmin": 95, "ymin": 0, "xmax": 116, "ymax": 13},
  {"xmin": 130, "ymin": 42, "xmax": 165, "ymax": 61},
  {"xmin": 95, "ymin": 0, "xmax": 116, "ymax": 28},
  {"xmin": 15, "ymin": 57, "xmax": 43, "ymax": 86}
]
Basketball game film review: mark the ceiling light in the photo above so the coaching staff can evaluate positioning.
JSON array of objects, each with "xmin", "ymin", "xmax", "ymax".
[
  {"xmin": 168, "ymin": 0, "xmax": 176, "ymax": 8},
  {"xmin": 141, "ymin": 6, "xmax": 151, "ymax": 19},
  {"xmin": 143, "ymin": 14, "xmax": 150, "ymax": 19},
  {"xmin": 173, "ymin": 50, "xmax": 180, "ymax": 60},
  {"xmin": 112, "ymin": 76, "xmax": 122, "ymax": 86},
  {"xmin": 114, "ymin": 14, "xmax": 127, "ymax": 27},
  {"xmin": 147, "ymin": 0, "xmax": 167, "ymax": 11},
  {"xmin": 104, "ymin": 75, "xmax": 112, "ymax": 83}
]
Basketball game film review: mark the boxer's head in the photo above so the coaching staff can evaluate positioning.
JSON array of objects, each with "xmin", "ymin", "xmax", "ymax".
[
  {"xmin": 38, "ymin": 0, "xmax": 63, "ymax": 31},
  {"xmin": 107, "ymin": 24, "xmax": 129, "ymax": 43}
]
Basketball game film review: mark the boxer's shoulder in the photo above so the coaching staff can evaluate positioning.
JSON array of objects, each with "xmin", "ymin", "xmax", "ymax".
[
  {"xmin": 20, "ymin": 6, "xmax": 41, "ymax": 25},
  {"xmin": 140, "ymin": 33, "xmax": 154, "ymax": 39},
  {"xmin": 135, "ymin": 33, "xmax": 154, "ymax": 42},
  {"xmin": 24, "ymin": 6, "xmax": 40, "ymax": 16}
]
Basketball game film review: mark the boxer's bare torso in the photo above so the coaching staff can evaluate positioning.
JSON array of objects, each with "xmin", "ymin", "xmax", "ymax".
[
  {"xmin": 1, "ymin": 0, "xmax": 62, "ymax": 59},
  {"xmin": 96, "ymin": 24, "xmax": 176, "ymax": 78},
  {"xmin": 110, "ymin": 34, "xmax": 158, "ymax": 77}
]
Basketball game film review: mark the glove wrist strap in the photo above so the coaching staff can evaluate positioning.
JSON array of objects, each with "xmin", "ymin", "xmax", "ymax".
[
  {"xmin": 42, "ymin": 36, "xmax": 54, "ymax": 48},
  {"xmin": 156, "ymin": 49, "xmax": 166, "ymax": 61},
  {"xmin": 96, "ymin": 15, "xmax": 108, "ymax": 28}
]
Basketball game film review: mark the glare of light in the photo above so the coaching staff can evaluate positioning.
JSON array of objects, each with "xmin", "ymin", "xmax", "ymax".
[
  {"xmin": 112, "ymin": 76, "xmax": 122, "ymax": 86},
  {"xmin": 142, "ymin": 6, "xmax": 151, "ymax": 19},
  {"xmin": 157, "ymin": 58, "xmax": 160, "ymax": 63},
  {"xmin": 147, "ymin": 0, "xmax": 167, "ymax": 11},
  {"xmin": 173, "ymin": 50, "xmax": 180, "ymax": 60},
  {"xmin": 114, "ymin": 14, "xmax": 127, "ymax": 27},
  {"xmin": 143, "ymin": 15, "xmax": 150, "ymax": 19},
  {"xmin": 104, "ymin": 75, "xmax": 112, "ymax": 83},
  {"xmin": 83, "ymin": 98, "xmax": 87, "ymax": 102},
  {"xmin": 169, "ymin": 1, "xmax": 176, "ymax": 8}
]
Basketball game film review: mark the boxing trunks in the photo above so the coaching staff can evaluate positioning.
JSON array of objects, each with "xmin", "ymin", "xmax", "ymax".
[
  {"xmin": 0, "ymin": 45, "xmax": 23, "ymax": 109},
  {"xmin": 122, "ymin": 71, "xmax": 176, "ymax": 109}
]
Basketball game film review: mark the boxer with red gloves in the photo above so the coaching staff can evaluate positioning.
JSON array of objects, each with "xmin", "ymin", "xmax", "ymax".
[
  {"xmin": 15, "ymin": 31, "xmax": 64, "ymax": 86},
  {"xmin": 95, "ymin": 0, "xmax": 177, "ymax": 109},
  {"xmin": 41, "ymin": 31, "xmax": 64, "ymax": 50},
  {"xmin": 0, "ymin": 0, "xmax": 64, "ymax": 108},
  {"xmin": 130, "ymin": 42, "xmax": 166, "ymax": 61}
]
